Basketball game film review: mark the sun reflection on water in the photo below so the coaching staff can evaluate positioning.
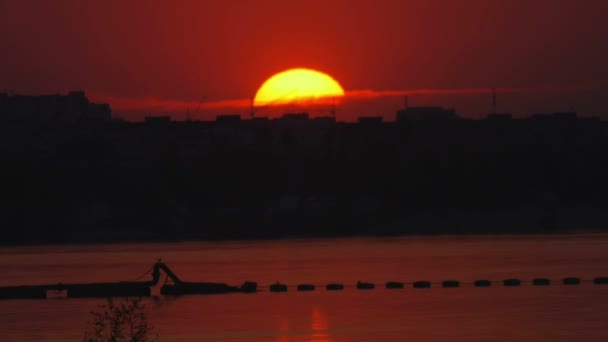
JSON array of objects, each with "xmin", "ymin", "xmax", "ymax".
[
  {"xmin": 275, "ymin": 307, "xmax": 334, "ymax": 342},
  {"xmin": 276, "ymin": 316, "xmax": 291, "ymax": 342},
  {"xmin": 309, "ymin": 308, "xmax": 332, "ymax": 342}
]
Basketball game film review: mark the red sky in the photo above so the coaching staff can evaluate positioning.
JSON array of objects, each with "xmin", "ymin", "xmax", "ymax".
[{"xmin": 0, "ymin": 0, "xmax": 606, "ymax": 121}]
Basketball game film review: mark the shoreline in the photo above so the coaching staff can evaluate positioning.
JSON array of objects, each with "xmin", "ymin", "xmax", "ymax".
[{"xmin": 2, "ymin": 227, "xmax": 607, "ymax": 248}]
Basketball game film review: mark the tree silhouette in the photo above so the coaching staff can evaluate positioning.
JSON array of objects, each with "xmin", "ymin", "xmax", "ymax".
[{"xmin": 83, "ymin": 297, "xmax": 156, "ymax": 342}]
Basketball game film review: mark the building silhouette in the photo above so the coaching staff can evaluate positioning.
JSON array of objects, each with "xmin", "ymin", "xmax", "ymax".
[
  {"xmin": 0, "ymin": 91, "xmax": 111, "ymax": 124},
  {"xmin": 1, "ymin": 91, "xmax": 608, "ymax": 243},
  {"xmin": 396, "ymin": 106, "xmax": 457, "ymax": 122}
]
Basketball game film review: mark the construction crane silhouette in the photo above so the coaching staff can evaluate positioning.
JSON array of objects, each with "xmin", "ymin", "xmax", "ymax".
[
  {"xmin": 327, "ymin": 96, "xmax": 338, "ymax": 118},
  {"xmin": 186, "ymin": 97, "xmax": 206, "ymax": 121},
  {"xmin": 491, "ymin": 88, "xmax": 497, "ymax": 115}
]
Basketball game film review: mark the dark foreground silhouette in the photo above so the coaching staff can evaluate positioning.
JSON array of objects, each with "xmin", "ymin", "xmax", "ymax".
[
  {"xmin": 0, "ymin": 261, "xmax": 256, "ymax": 299},
  {"xmin": 2, "ymin": 260, "xmax": 608, "ymax": 300},
  {"xmin": 83, "ymin": 297, "xmax": 155, "ymax": 342},
  {"xmin": 2, "ymin": 92, "xmax": 608, "ymax": 244}
]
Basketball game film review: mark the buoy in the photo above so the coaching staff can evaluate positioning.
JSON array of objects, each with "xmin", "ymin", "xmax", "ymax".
[
  {"xmin": 326, "ymin": 283, "xmax": 344, "ymax": 291},
  {"xmin": 413, "ymin": 281, "xmax": 431, "ymax": 289},
  {"xmin": 240, "ymin": 282, "xmax": 258, "ymax": 293},
  {"xmin": 297, "ymin": 284, "xmax": 315, "ymax": 291},
  {"xmin": 270, "ymin": 282, "xmax": 288, "ymax": 292},
  {"xmin": 503, "ymin": 279, "xmax": 521, "ymax": 286},
  {"xmin": 563, "ymin": 277, "xmax": 581, "ymax": 285},
  {"xmin": 474, "ymin": 280, "xmax": 492, "ymax": 287},
  {"xmin": 356, "ymin": 281, "xmax": 375, "ymax": 290},
  {"xmin": 442, "ymin": 280, "xmax": 460, "ymax": 288},
  {"xmin": 385, "ymin": 282, "xmax": 404, "ymax": 289},
  {"xmin": 532, "ymin": 278, "xmax": 551, "ymax": 286},
  {"xmin": 594, "ymin": 277, "xmax": 608, "ymax": 284}
]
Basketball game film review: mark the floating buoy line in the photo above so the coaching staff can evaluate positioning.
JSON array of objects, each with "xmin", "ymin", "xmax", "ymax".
[
  {"xmin": 1, "ymin": 261, "xmax": 607, "ymax": 299},
  {"xmin": 262, "ymin": 277, "xmax": 608, "ymax": 292}
]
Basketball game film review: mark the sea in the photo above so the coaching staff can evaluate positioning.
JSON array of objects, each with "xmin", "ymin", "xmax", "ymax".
[{"xmin": 1, "ymin": 234, "xmax": 608, "ymax": 342}]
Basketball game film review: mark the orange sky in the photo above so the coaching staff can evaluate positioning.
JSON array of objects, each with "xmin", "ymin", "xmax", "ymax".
[{"xmin": 1, "ymin": 0, "xmax": 606, "ymax": 121}]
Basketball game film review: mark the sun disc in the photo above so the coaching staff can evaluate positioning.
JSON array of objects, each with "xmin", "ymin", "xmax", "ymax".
[{"xmin": 254, "ymin": 68, "xmax": 345, "ymax": 107}]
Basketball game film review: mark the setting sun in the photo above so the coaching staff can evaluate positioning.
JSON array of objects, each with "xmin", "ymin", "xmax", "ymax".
[{"xmin": 253, "ymin": 68, "xmax": 345, "ymax": 107}]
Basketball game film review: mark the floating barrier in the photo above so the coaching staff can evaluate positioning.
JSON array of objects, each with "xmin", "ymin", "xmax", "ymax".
[
  {"xmin": 563, "ymin": 277, "xmax": 581, "ymax": 285},
  {"xmin": 161, "ymin": 281, "xmax": 256, "ymax": 295},
  {"xmin": 474, "ymin": 280, "xmax": 492, "ymax": 287},
  {"xmin": 0, "ymin": 286, "xmax": 47, "ymax": 299},
  {"xmin": 533, "ymin": 278, "xmax": 551, "ymax": 286},
  {"xmin": 67, "ymin": 282, "xmax": 151, "ymax": 298},
  {"xmin": 385, "ymin": 282, "xmax": 404, "ymax": 289},
  {"xmin": 413, "ymin": 281, "xmax": 431, "ymax": 288},
  {"xmin": 297, "ymin": 284, "xmax": 315, "ymax": 291},
  {"xmin": 503, "ymin": 279, "xmax": 521, "ymax": 286},
  {"xmin": 356, "ymin": 282, "xmax": 375, "ymax": 290},
  {"xmin": 442, "ymin": 280, "xmax": 460, "ymax": 288},
  {"xmin": 594, "ymin": 277, "xmax": 608, "ymax": 284},
  {"xmin": 326, "ymin": 284, "xmax": 344, "ymax": 291},
  {"xmin": 3, "ymin": 260, "xmax": 608, "ymax": 300}
]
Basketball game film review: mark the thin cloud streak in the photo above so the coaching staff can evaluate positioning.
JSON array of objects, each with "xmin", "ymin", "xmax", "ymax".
[
  {"xmin": 91, "ymin": 83, "xmax": 601, "ymax": 114},
  {"xmin": 89, "ymin": 92, "xmax": 251, "ymax": 112},
  {"xmin": 345, "ymin": 83, "xmax": 601, "ymax": 100}
]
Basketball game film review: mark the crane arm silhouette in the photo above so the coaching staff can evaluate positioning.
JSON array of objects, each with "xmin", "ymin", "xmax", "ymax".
[{"xmin": 151, "ymin": 260, "xmax": 182, "ymax": 285}]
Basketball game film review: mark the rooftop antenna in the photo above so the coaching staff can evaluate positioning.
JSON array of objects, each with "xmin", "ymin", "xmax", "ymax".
[
  {"xmin": 491, "ymin": 88, "xmax": 497, "ymax": 115},
  {"xmin": 189, "ymin": 97, "xmax": 205, "ymax": 121},
  {"xmin": 330, "ymin": 97, "xmax": 337, "ymax": 118},
  {"xmin": 404, "ymin": 96, "xmax": 409, "ymax": 110},
  {"xmin": 250, "ymin": 97, "xmax": 255, "ymax": 119}
]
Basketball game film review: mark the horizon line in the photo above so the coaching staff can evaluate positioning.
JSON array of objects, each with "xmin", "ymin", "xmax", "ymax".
[{"xmin": 85, "ymin": 82, "xmax": 602, "ymax": 114}]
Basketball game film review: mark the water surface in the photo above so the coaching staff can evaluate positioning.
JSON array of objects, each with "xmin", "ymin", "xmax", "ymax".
[{"xmin": 1, "ymin": 234, "xmax": 607, "ymax": 341}]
